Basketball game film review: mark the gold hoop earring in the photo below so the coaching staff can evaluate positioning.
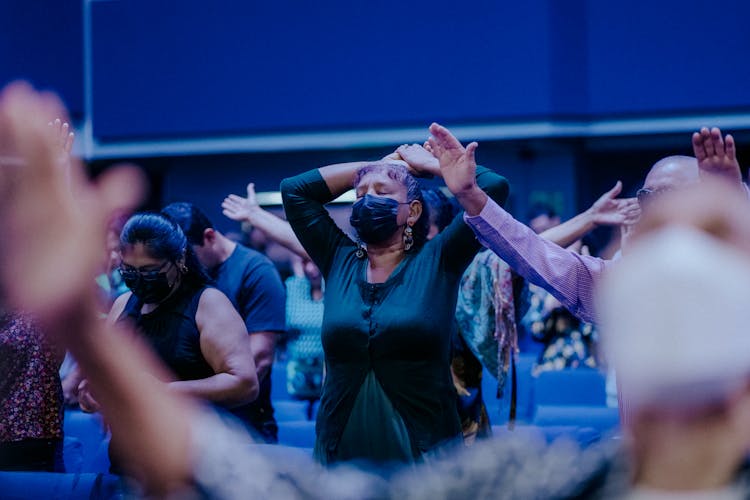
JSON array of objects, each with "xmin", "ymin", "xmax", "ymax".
[{"xmin": 403, "ymin": 225, "xmax": 414, "ymax": 252}]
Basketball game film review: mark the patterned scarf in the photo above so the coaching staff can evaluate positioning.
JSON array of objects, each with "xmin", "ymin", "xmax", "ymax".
[{"xmin": 455, "ymin": 250, "xmax": 522, "ymax": 398}]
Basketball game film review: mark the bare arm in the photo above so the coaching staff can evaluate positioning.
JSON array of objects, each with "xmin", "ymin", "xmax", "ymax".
[
  {"xmin": 248, "ymin": 331, "xmax": 275, "ymax": 383},
  {"xmin": 540, "ymin": 181, "xmax": 640, "ymax": 248},
  {"xmin": 0, "ymin": 82, "xmax": 194, "ymax": 494},
  {"xmin": 317, "ymin": 161, "xmax": 371, "ymax": 196},
  {"xmin": 170, "ymin": 288, "xmax": 259, "ymax": 407},
  {"xmin": 222, "ymin": 183, "xmax": 310, "ymax": 259}
]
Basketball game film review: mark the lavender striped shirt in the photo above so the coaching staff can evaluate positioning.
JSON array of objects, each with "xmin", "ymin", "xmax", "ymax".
[
  {"xmin": 463, "ymin": 198, "xmax": 632, "ymax": 424},
  {"xmin": 464, "ymin": 197, "xmax": 612, "ymax": 324}
]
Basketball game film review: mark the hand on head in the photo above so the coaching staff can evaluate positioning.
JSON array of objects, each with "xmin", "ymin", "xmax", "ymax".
[
  {"xmin": 0, "ymin": 81, "xmax": 145, "ymax": 324},
  {"xmin": 395, "ymin": 143, "xmax": 439, "ymax": 178}
]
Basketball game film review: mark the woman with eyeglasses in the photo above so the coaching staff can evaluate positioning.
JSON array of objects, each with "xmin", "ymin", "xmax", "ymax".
[{"xmin": 78, "ymin": 213, "xmax": 259, "ymax": 421}]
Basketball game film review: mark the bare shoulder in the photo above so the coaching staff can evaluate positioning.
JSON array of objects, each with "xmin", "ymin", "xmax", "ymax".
[
  {"xmin": 197, "ymin": 287, "xmax": 234, "ymax": 310},
  {"xmin": 107, "ymin": 291, "xmax": 133, "ymax": 324},
  {"xmin": 196, "ymin": 288, "xmax": 244, "ymax": 332}
]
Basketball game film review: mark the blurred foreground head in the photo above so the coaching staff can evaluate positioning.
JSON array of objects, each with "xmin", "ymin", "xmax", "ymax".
[{"xmin": 599, "ymin": 180, "xmax": 750, "ymax": 410}]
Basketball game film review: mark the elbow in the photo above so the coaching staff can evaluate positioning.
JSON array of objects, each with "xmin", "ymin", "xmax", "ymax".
[
  {"xmin": 242, "ymin": 371, "xmax": 260, "ymax": 405},
  {"xmin": 486, "ymin": 177, "xmax": 510, "ymax": 207},
  {"xmin": 279, "ymin": 177, "xmax": 297, "ymax": 202},
  {"xmin": 229, "ymin": 370, "xmax": 259, "ymax": 407}
]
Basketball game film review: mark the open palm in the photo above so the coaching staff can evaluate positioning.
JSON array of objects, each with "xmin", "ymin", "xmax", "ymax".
[
  {"xmin": 0, "ymin": 82, "xmax": 144, "ymax": 320},
  {"xmin": 692, "ymin": 127, "xmax": 742, "ymax": 185},
  {"xmin": 427, "ymin": 122, "xmax": 478, "ymax": 195}
]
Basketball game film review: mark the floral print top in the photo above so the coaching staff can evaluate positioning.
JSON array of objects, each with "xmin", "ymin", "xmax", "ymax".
[
  {"xmin": 0, "ymin": 312, "xmax": 64, "ymax": 442},
  {"xmin": 522, "ymin": 285, "xmax": 599, "ymax": 376}
]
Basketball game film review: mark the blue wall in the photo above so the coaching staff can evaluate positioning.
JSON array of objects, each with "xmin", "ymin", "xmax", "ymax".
[
  {"xmin": 3, "ymin": 1, "xmax": 748, "ymax": 140},
  {"xmin": 90, "ymin": 0, "xmax": 553, "ymax": 139},
  {"xmin": 0, "ymin": 1, "xmax": 84, "ymax": 117},
  {"xmin": 586, "ymin": 0, "xmax": 750, "ymax": 116}
]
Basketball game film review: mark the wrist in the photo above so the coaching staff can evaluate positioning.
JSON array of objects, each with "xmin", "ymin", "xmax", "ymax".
[
  {"xmin": 455, "ymin": 186, "xmax": 488, "ymax": 217},
  {"xmin": 581, "ymin": 208, "xmax": 598, "ymax": 229}
]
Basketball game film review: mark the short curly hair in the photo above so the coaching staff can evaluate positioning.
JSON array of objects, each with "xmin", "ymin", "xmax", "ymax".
[{"xmin": 353, "ymin": 162, "xmax": 429, "ymax": 250}]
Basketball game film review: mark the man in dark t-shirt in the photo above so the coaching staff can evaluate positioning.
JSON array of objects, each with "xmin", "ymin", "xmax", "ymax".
[{"xmin": 163, "ymin": 202, "xmax": 286, "ymax": 443}]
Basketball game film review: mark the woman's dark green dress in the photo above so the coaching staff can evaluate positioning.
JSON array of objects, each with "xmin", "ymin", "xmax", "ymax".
[{"xmin": 281, "ymin": 166, "xmax": 508, "ymax": 465}]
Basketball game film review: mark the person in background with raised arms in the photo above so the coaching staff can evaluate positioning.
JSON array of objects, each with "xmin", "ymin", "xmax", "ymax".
[
  {"xmin": 222, "ymin": 184, "xmax": 326, "ymax": 403},
  {"xmin": 435, "ymin": 125, "xmax": 744, "ymax": 325}
]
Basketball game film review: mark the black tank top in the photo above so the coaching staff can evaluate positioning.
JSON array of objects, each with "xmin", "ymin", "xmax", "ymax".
[
  {"xmin": 117, "ymin": 282, "xmax": 273, "ymax": 440},
  {"xmin": 118, "ymin": 282, "xmax": 214, "ymax": 382}
]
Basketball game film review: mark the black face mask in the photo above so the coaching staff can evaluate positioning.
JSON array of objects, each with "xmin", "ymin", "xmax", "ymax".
[
  {"xmin": 350, "ymin": 194, "xmax": 404, "ymax": 245},
  {"xmin": 122, "ymin": 271, "xmax": 174, "ymax": 304}
]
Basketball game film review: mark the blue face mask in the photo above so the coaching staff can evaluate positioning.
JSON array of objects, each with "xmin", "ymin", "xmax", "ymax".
[{"xmin": 350, "ymin": 194, "xmax": 404, "ymax": 245}]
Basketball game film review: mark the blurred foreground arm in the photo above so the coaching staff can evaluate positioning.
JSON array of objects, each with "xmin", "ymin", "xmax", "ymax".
[{"xmin": 0, "ymin": 82, "xmax": 194, "ymax": 495}]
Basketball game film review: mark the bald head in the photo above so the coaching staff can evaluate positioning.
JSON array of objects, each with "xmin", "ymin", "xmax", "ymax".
[{"xmin": 642, "ymin": 155, "xmax": 699, "ymax": 192}]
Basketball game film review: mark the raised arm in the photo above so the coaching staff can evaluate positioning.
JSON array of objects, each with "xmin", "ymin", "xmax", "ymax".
[
  {"xmin": 222, "ymin": 182, "xmax": 310, "ymax": 259},
  {"xmin": 0, "ymin": 82, "xmax": 194, "ymax": 494},
  {"xmin": 692, "ymin": 127, "xmax": 744, "ymax": 188},
  {"xmin": 431, "ymin": 122, "xmax": 604, "ymax": 323},
  {"xmin": 280, "ymin": 161, "xmax": 372, "ymax": 277},
  {"xmin": 540, "ymin": 181, "xmax": 640, "ymax": 248}
]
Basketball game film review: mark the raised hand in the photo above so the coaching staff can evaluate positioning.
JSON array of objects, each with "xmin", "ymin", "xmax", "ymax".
[
  {"xmin": 428, "ymin": 122, "xmax": 487, "ymax": 215},
  {"xmin": 48, "ymin": 117, "xmax": 74, "ymax": 154},
  {"xmin": 692, "ymin": 127, "xmax": 743, "ymax": 186},
  {"xmin": 589, "ymin": 181, "xmax": 641, "ymax": 227},
  {"xmin": 396, "ymin": 143, "xmax": 440, "ymax": 178},
  {"xmin": 0, "ymin": 82, "xmax": 145, "ymax": 322},
  {"xmin": 428, "ymin": 123, "xmax": 479, "ymax": 193},
  {"xmin": 222, "ymin": 182, "xmax": 260, "ymax": 222}
]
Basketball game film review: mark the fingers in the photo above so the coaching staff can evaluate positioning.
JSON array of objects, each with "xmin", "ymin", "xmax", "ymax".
[
  {"xmin": 692, "ymin": 132, "xmax": 707, "ymax": 161},
  {"xmin": 429, "ymin": 122, "xmax": 461, "ymax": 150},
  {"xmin": 225, "ymin": 194, "xmax": 246, "ymax": 204},
  {"xmin": 2, "ymin": 83, "xmax": 67, "ymax": 188},
  {"xmin": 246, "ymin": 182, "xmax": 257, "ymax": 204},
  {"xmin": 700, "ymin": 127, "xmax": 715, "ymax": 157},
  {"xmin": 710, "ymin": 127, "xmax": 725, "ymax": 157},
  {"xmin": 725, "ymin": 133, "xmax": 736, "ymax": 160},
  {"xmin": 607, "ymin": 180, "xmax": 623, "ymax": 198},
  {"xmin": 64, "ymin": 129, "xmax": 75, "ymax": 153},
  {"xmin": 94, "ymin": 165, "xmax": 146, "ymax": 225},
  {"xmin": 465, "ymin": 141, "xmax": 478, "ymax": 165},
  {"xmin": 427, "ymin": 136, "xmax": 442, "ymax": 158}
]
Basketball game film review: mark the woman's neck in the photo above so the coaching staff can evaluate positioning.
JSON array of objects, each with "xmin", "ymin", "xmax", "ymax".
[{"xmin": 365, "ymin": 240, "xmax": 405, "ymax": 284}]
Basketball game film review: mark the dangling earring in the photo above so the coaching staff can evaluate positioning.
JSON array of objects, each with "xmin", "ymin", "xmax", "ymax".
[
  {"xmin": 355, "ymin": 241, "xmax": 366, "ymax": 259},
  {"xmin": 403, "ymin": 225, "xmax": 414, "ymax": 252},
  {"xmin": 178, "ymin": 262, "xmax": 188, "ymax": 274}
]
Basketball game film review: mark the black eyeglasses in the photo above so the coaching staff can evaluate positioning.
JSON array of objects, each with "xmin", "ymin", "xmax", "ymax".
[
  {"xmin": 119, "ymin": 261, "xmax": 171, "ymax": 282},
  {"xmin": 636, "ymin": 187, "xmax": 673, "ymax": 206}
]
